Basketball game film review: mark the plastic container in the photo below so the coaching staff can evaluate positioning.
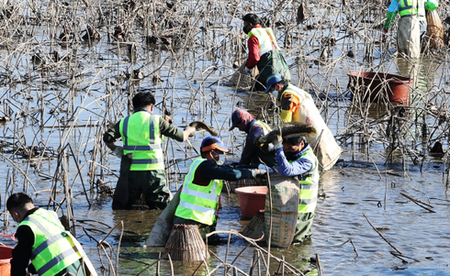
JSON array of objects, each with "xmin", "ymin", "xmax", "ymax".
[
  {"xmin": 347, "ymin": 72, "xmax": 412, "ymax": 106},
  {"xmin": 235, "ymin": 186, "xmax": 268, "ymax": 218},
  {"xmin": 0, "ymin": 246, "xmax": 13, "ymax": 276}
]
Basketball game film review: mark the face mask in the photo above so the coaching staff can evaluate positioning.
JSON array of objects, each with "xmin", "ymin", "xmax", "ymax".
[
  {"xmin": 243, "ymin": 25, "xmax": 251, "ymax": 34},
  {"xmin": 271, "ymin": 90, "xmax": 279, "ymax": 100},
  {"xmin": 215, "ymin": 154, "xmax": 224, "ymax": 166},
  {"xmin": 285, "ymin": 151, "xmax": 300, "ymax": 161}
]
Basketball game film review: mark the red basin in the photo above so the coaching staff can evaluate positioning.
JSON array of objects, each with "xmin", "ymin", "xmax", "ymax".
[
  {"xmin": 235, "ymin": 186, "xmax": 268, "ymax": 218},
  {"xmin": 347, "ymin": 72, "xmax": 413, "ymax": 106}
]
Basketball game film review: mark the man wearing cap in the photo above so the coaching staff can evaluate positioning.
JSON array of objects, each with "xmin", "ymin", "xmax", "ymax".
[
  {"xmin": 242, "ymin": 13, "xmax": 290, "ymax": 91},
  {"xmin": 229, "ymin": 109, "xmax": 277, "ymax": 167},
  {"xmin": 7, "ymin": 192, "xmax": 95, "ymax": 276},
  {"xmin": 173, "ymin": 136, "xmax": 267, "ymax": 239},
  {"xmin": 103, "ymin": 92, "xmax": 196, "ymax": 210},
  {"xmin": 272, "ymin": 133, "xmax": 319, "ymax": 244},
  {"xmin": 265, "ymin": 72, "xmax": 342, "ymax": 171}
]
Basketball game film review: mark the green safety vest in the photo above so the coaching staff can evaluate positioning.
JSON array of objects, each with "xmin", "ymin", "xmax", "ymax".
[
  {"xmin": 290, "ymin": 146, "xmax": 319, "ymax": 213},
  {"xmin": 119, "ymin": 111, "xmax": 164, "ymax": 171},
  {"xmin": 175, "ymin": 157, "xmax": 223, "ymax": 226},
  {"xmin": 399, "ymin": 0, "xmax": 425, "ymax": 17},
  {"xmin": 19, "ymin": 208, "xmax": 81, "ymax": 276},
  {"xmin": 248, "ymin": 28, "xmax": 279, "ymax": 57}
]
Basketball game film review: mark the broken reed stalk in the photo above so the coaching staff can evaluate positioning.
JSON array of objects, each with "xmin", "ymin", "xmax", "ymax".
[
  {"xmin": 400, "ymin": 192, "xmax": 435, "ymax": 213},
  {"xmin": 363, "ymin": 213, "xmax": 403, "ymax": 256}
]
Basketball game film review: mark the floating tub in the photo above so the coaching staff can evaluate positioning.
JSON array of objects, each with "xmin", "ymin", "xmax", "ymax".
[
  {"xmin": 0, "ymin": 246, "xmax": 13, "ymax": 276},
  {"xmin": 347, "ymin": 72, "xmax": 413, "ymax": 106},
  {"xmin": 235, "ymin": 186, "xmax": 268, "ymax": 218}
]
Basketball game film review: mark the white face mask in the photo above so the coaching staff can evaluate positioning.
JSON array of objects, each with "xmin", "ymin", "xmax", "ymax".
[
  {"xmin": 271, "ymin": 90, "xmax": 279, "ymax": 100},
  {"xmin": 215, "ymin": 154, "xmax": 224, "ymax": 166}
]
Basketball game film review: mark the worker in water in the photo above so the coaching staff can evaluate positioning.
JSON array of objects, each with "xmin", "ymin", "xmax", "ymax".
[
  {"xmin": 272, "ymin": 133, "xmax": 319, "ymax": 244},
  {"xmin": 7, "ymin": 192, "xmax": 96, "ymax": 276},
  {"xmin": 242, "ymin": 13, "xmax": 290, "ymax": 91},
  {"xmin": 173, "ymin": 136, "xmax": 267, "ymax": 239},
  {"xmin": 229, "ymin": 108, "xmax": 277, "ymax": 167},
  {"xmin": 265, "ymin": 72, "xmax": 342, "ymax": 171},
  {"xmin": 103, "ymin": 92, "xmax": 196, "ymax": 210},
  {"xmin": 383, "ymin": 0, "xmax": 439, "ymax": 58}
]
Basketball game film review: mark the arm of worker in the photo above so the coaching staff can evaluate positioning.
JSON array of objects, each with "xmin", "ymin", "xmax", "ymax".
[
  {"xmin": 159, "ymin": 118, "xmax": 195, "ymax": 142},
  {"xmin": 11, "ymin": 225, "xmax": 34, "ymax": 276},
  {"xmin": 425, "ymin": 0, "xmax": 438, "ymax": 11},
  {"xmin": 198, "ymin": 161, "xmax": 256, "ymax": 181},
  {"xmin": 280, "ymin": 92, "xmax": 300, "ymax": 123},
  {"xmin": 245, "ymin": 35, "xmax": 260, "ymax": 70},
  {"xmin": 383, "ymin": 1, "xmax": 400, "ymax": 32},
  {"xmin": 275, "ymin": 148, "xmax": 312, "ymax": 177},
  {"xmin": 103, "ymin": 122, "xmax": 124, "ymax": 157},
  {"xmin": 239, "ymin": 127, "xmax": 264, "ymax": 165}
]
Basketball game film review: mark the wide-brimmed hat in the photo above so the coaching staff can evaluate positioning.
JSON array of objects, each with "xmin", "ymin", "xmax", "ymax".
[
  {"xmin": 264, "ymin": 73, "xmax": 283, "ymax": 93},
  {"xmin": 200, "ymin": 136, "xmax": 231, "ymax": 153}
]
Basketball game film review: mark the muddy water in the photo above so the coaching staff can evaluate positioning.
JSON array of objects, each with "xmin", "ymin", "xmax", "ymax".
[{"xmin": 0, "ymin": 5, "xmax": 449, "ymax": 276}]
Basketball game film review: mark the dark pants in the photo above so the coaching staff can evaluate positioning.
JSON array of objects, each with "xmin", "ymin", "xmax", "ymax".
[
  {"xmin": 127, "ymin": 170, "xmax": 171, "ymax": 209},
  {"xmin": 253, "ymin": 51, "xmax": 273, "ymax": 92},
  {"xmin": 293, "ymin": 212, "xmax": 315, "ymax": 244}
]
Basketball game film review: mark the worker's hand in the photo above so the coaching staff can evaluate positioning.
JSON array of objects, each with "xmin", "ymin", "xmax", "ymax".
[
  {"xmin": 272, "ymin": 130, "xmax": 283, "ymax": 151},
  {"xmin": 113, "ymin": 146, "xmax": 123, "ymax": 157},
  {"xmin": 185, "ymin": 126, "xmax": 196, "ymax": 137},
  {"xmin": 252, "ymin": 169, "xmax": 267, "ymax": 178},
  {"xmin": 258, "ymin": 164, "xmax": 274, "ymax": 174},
  {"xmin": 244, "ymin": 67, "xmax": 251, "ymax": 74}
]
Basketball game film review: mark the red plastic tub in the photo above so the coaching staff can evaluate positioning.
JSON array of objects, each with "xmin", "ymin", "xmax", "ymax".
[
  {"xmin": 0, "ymin": 246, "xmax": 13, "ymax": 276},
  {"xmin": 347, "ymin": 72, "xmax": 412, "ymax": 106},
  {"xmin": 235, "ymin": 186, "xmax": 268, "ymax": 218}
]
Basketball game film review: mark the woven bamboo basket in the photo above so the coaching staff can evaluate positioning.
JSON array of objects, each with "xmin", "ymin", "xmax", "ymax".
[
  {"xmin": 229, "ymin": 63, "xmax": 258, "ymax": 90},
  {"xmin": 164, "ymin": 224, "xmax": 209, "ymax": 262},
  {"xmin": 426, "ymin": 10, "xmax": 445, "ymax": 49}
]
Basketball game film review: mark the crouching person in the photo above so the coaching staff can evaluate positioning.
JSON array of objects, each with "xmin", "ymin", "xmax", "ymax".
[
  {"xmin": 7, "ymin": 192, "xmax": 96, "ymax": 276},
  {"xmin": 273, "ymin": 134, "xmax": 319, "ymax": 244},
  {"xmin": 173, "ymin": 136, "xmax": 267, "ymax": 240}
]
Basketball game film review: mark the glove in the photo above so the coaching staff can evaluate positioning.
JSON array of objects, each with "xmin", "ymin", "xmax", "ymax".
[
  {"xmin": 273, "ymin": 131, "xmax": 283, "ymax": 151},
  {"xmin": 185, "ymin": 126, "xmax": 196, "ymax": 137},
  {"xmin": 382, "ymin": 29, "xmax": 388, "ymax": 41},
  {"xmin": 113, "ymin": 146, "xmax": 123, "ymax": 157},
  {"xmin": 258, "ymin": 164, "xmax": 274, "ymax": 174},
  {"xmin": 252, "ymin": 169, "xmax": 267, "ymax": 178},
  {"xmin": 244, "ymin": 67, "xmax": 251, "ymax": 74}
]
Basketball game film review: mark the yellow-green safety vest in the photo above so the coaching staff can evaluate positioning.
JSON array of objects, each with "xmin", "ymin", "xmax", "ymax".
[
  {"xmin": 248, "ymin": 28, "xmax": 279, "ymax": 57},
  {"xmin": 251, "ymin": 120, "xmax": 272, "ymax": 135},
  {"xmin": 175, "ymin": 157, "xmax": 223, "ymax": 226},
  {"xmin": 399, "ymin": 0, "xmax": 425, "ymax": 17},
  {"xmin": 119, "ymin": 111, "xmax": 164, "ymax": 171},
  {"xmin": 19, "ymin": 208, "xmax": 82, "ymax": 276},
  {"xmin": 290, "ymin": 146, "xmax": 319, "ymax": 213}
]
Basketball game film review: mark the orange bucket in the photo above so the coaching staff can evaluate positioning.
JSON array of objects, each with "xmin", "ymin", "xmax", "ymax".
[
  {"xmin": 235, "ymin": 186, "xmax": 268, "ymax": 218},
  {"xmin": 0, "ymin": 246, "xmax": 13, "ymax": 276}
]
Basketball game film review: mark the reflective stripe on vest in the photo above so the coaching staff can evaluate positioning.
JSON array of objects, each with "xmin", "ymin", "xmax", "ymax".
[
  {"xmin": 20, "ymin": 209, "xmax": 81, "ymax": 276},
  {"xmin": 290, "ymin": 146, "xmax": 319, "ymax": 213},
  {"xmin": 248, "ymin": 28, "xmax": 275, "ymax": 57},
  {"xmin": 251, "ymin": 120, "xmax": 271, "ymax": 135},
  {"xmin": 119, "ymin": 112, "xmax": 164, "ymax": 171},
  {"xmin": 175, "ymin": 157, "xmax": 223, "ymax": 226},
  {"xmin": 399, "ymin": 0, "xmax": 425, "ymax": 17}
]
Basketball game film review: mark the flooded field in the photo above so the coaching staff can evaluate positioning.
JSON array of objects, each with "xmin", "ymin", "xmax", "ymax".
[{"xmin": 0, "ymin": 0, "xmax": 450, "ymax": 275}]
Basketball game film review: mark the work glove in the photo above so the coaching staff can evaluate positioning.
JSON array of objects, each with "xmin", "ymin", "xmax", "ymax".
[
  {"xmin": 185, "ymin": 126, "xmax": 196, "ymax": 137},
  {"xmin": 258, "ymin": 164, "xmax": 274, "ymax": 174},
  {"xmin": 113, "ymin": 146, "xmax": 123, "ymax": 157},
  {"xmin": 244, "ymin": 67, "xmax": 251, "ymax": 74},
  {"xmin": 252, "ymin": 169, "xmax": 267, "ymax": 178},
  {"xmin": 272, "ymin": 130, "xmax": 283, "ymax": 151}
]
